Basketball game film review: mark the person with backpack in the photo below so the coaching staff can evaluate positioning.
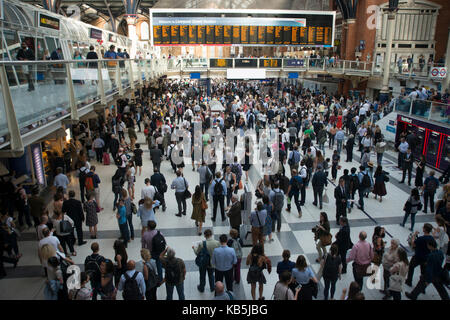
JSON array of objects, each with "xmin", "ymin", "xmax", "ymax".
[
  {"xmin": 116, "ymin": 199, "xmax": 129, "ymax": 247},
  {"xmin": 68, "ymin": 272, "xmax": 92, "ymax": 300},
  {"xmin": 230, "ymin": 157, "xmax": 243, "ymax": 194},
  {"xmin": 51, "ymin": 204, "xmax": 76, "ymax": 257},
  {"xmin": 118, "ymin": 260, "xmax": 146, "ymax": 300},
  {"xmin": 269, "ymin": 181, "xmax": 285, "ymax": 233},
  {"xmin": 142, "ymin": 220, "xmax": 165, "ymax": 283},
  {"xmin": 160, "ymin": 247, "xmax": 186, "ymax": 300},
  {"xmin": 151, "ymin": 168, "xmax": 168, "ymax": 212},
  {"xmin": 84, "ymin": 242, "xmax": 105, "ymax": 300},
  {"xmin": 210, "ymin": 172, "xmax": 227, "ymax": 222},
  {"xmin": 423, "ymin": 170, "xmax": 440, "ymax": 214},
  {"xmin": 44, "ymin": 256, "xmax": 65, "ymax": 300},
  {"xmin": 171, "ymin": 170, "xmax": 189, "ymax": 218},
  {"xmin": 287, "ymin": 145, "xmax": 301, "ymax": 173},
  {"xmin": 138, "ymin": 249, "xmax": 159, "ymax": 300},
  {"xmin": 286, "ymin": 169, "xmax": 303, "ymax": 218},
  {"xmin": 312, "ymin": 164, "xmax": 328, "ymax": 210},
  {"xmin": 121, "ymin": 189, "xmax": 135, "ymax": 241},
  {"xmin": 62, "ymin": 190, "xmax": 86, "ymax": 246},
  {"xmin": 77, "ymin": 162, "xmax": 90, "ymax": 204},
  {"xmin": 304, "ymin": 148, "xmax": 315, "ymax": 187},
  {"xmin": 358, "ymin": 166, "xmax": 373, "ymax": 211},
  {"xmin": 348, "ymin": 167, "xmax": 360, "ymax": 213},
  {"xmin": 198, "ymin": 161, "xmax": 213, "ymax": 202},
  {"xmin": 193, "ymin": 229, "xmax": 220, "ymax": 293},
  {"xmin": 112, "ymin": 168, "xmax": 125, "ymax": 211},
  {"xmin": 321, "ymin": 244, "xmax": 342, "ymax": 300},
  {"xmin": 87, "ymin": 166, "xmax": 102, "ymax": 210}
]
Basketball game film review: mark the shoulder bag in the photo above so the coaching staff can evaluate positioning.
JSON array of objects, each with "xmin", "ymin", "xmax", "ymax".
[{"xmin": 183, "ymin": 178, "xmax": 191, "ymax": 199}]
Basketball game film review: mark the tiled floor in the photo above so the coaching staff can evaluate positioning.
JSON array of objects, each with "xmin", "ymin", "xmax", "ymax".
[{"xmin": 1, "ymin": 131, "xmax": 445, "ymax": 300}]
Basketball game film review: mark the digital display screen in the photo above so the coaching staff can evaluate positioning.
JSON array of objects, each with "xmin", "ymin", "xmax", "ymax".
[{"xmin": 150, "ymin": 10, "xmax": 334, "ymax": 47}]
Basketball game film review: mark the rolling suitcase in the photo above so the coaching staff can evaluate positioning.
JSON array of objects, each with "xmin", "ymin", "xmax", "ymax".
[{"xmin": 103, "ymin": 152, "xmax": 110, "ymax": 165}]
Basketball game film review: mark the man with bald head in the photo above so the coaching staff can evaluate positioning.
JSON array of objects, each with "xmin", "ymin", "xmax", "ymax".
[
  {"xmin": 213, "ymin": 281, "xmax": 235, "ymax": 300},
  {"xmin": 118, "ymin": 260, "xmax": 146, "ymax": 300},
  {"xmin": 346, "ymin": 231, "xmax": 374, "ymax": 290}
]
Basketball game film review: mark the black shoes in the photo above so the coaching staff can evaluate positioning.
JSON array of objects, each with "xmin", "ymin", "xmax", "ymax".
[
  {"xmin": 197, "ymin": 285, "xmax": 204, "ymax": 293},
  {"xmin": 176, "ymin": 213, "xmax": 182, "ymax": 217},
  {"xmin": 78, "ymin": 241, "xmax": 87, "ymax": 246},
  {"xmin": 405, "ymin": 292, "xmax": 415, "ymax": 300}
]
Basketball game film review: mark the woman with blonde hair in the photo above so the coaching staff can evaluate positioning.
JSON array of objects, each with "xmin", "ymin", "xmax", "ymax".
[
  {"xmin": 140, "ymin": 248, "xmax": 159, "ymax": 300},
  {"xmin": 137, "ymin": 196, "xmax": 160, "ymax": 236}
]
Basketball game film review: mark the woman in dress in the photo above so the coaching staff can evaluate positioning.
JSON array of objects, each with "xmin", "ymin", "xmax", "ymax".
[
  {"xmin": 191, "ymin": 185, "xmax": 206, "ymax": 236},
  {"xmin": 415, "ymin": 155, "xmax": 426, "ymax": 189},
  {"xmin": 246, "ymin": 243, "xmax": 272, "ymax": 300},
  {"xmin": 84, "ymin": 192, "xmax": 99, "ymax": 239},
  {"xmin": 373, "ymin": 165, "xmax": 387, "ymax": 202},
  {"xmin": 137, "ymin": 196, "xmax": 160, "ymax": 237},
  {"xmin": 133, "ymin": 143, "xmax": 143, "ymax": 176},
  {"xmin": 243, "ymin": 145, "xmax": 252, "ymax": 182},
  {"xmin": 372, "ymin": 226, "xmax": 386, "ymax": 266}
]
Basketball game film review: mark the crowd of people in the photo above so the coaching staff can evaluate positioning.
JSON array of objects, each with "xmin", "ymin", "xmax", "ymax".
[{"xmin": 0, "ymin": 78, "xmax": 449, "ymax": 301}]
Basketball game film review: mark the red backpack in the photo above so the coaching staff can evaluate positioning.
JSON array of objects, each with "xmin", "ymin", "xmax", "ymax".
[{"xmin": 85, "ymin": 176, "xmax": 94, "ymax": 191}]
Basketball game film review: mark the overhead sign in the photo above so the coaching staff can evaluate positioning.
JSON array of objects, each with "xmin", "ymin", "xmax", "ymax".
[
  {"xmin": 190, "ymin": 72, "xmax": 201, "ymax": 79},
  {"xmin": 38, "ymin": 13, "xmax": 60, "ymax": 30},
  {"xmin": 286, "ymin": 59, "xmax": 305, "ymax": 67},
  {"xmin": 150, "ymin": 9, "xmax": 335, "ymax": 47},
  {"xmin": 288, "ymin": 72, "xmax": 299, "ymax": 79},
  {"xmin": 90, "ymin": 28, "xmax": 103, "ymax": 40},
  {"xmin": 430, "ymin": 67, "xmax": 447, "ymax": 79}
]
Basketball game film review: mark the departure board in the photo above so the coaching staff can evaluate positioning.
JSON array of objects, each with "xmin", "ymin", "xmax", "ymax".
[{"xmin": 150, "ymin": 9, "xmax": 335, "ymax": 47}]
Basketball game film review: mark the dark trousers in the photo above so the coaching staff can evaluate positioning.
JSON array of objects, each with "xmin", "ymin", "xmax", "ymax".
[
  {"xmin": 406, "ymin": 256, "xmax": 426, "ymax": 284},
  {"xmin": 119, "ymin": 223, "xmax": 129, "ymax": 246},
  {"xmin": 346, "ymin": 148, "xmax": 353, "ymax": 162},
  {"xmin": 323, "ymin": 278, "xmax": 337, "ymax": 300},
  {"xmin": 390, "ymin": 290, "xmax": 402, "ymax": 300},
  {"xmin": 198, "ymin": 266, "xmax": 215, "ymax": 291},
  {"xmin": 126, "ymin": 214, "xmax": 134, "ymax": 239},
  {"xmin": 398, "ymin": 152, "xmax": 405, "ymax": 168},
  {"xmin": 336, "ymin": 204, "xmax": 347, "ymax": 222},
  {"xmin": 358, "ymin": 188, "xmax": 365, "ymax": 210},
  {"xmin": 200, "ymin": 182, "xmax": 210, "ymax": 201},
  {"xmin": 74, "ymin": 222, "xmax": 84, "ymax": 245},
  {"xmin": 339, "ymin": 249, "xmax": 348, "ymax": 273},
  {"xmin": 423, "ymin": 191, "xmax": 435, "ymax": 213},
  {"xmin": 145, "ymin": 287, "xmax": 157, "ymax": 300},
  {"xmin": 226, "ymin": 188, "xmax": 233, "ymax": 206},
  {"xmin": 113, "ymin": 192, "xmax": 120, "ymax": 210},
  {"xmin": 95, "ymin": 148, "xmax": 103, "ymax": 162},
  {"xmin": 57, "ymin": 234, "xmax": 75, "ymax": 255},
  {"xmin": 79, "ymin": 183, "xmax": 86, "ymax": 204},
  {"xmin": 287, "ymin": 192, "xmax": 302, "ymax": 214},
  {"xmin": 233, "ymin": 258, "xmax": 241, "ymax": 283},
  {"xmin": 410, "ymin": 275, "xmax": 449, "ymax": 300},
  {"xmin": 215, "ymin": 268, "xmax": 234, "ymax": 292},
  {"xmin": 91, "ymin": 281, "xmax": 101, "ymax": 301},
  {"xmin": 401, "ymin": 165, "xmax": 412, "ymax": 184},
  {"xmin": 271, "ymin": 210, "xmax": 282, "ymax": 232},
  {"xmin": 212, "ymin": 195, "xmax": 225, "ymax": 220},
  {"xmin": 313, "ymin": 187, "xmax": 323, "ymax": 208},
  {"xmin": 18, "ymin": 204, "xmax": 32, "ymax": 227},
  {"xmin": 152, "ymin": 162, "xmax": 161, "ymax": 172},
  {"xmin": 0, "ymin": 247, "xmax": 17, "ymax": 276},
  {"xmin": 352, "ymin": 264, "xmax": 365, "ymax": 290},
  {"xmin": 300, "ymin": 185, "xmax": 306, "ymax": 205},
  {"xmin": 175, "ymin": 192, "xmax": 187, "ymax": 215}
]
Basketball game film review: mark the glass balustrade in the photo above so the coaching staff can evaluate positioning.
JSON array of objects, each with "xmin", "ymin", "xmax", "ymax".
[
  {"xmin": 0, "ymin": 82, "xmax": 7, "ymax": 138},
  {"xmin": 69, "ymin": 60, "xmax": 101, "ymax": 109},
  {"xmin": 429, "ymin": 101, "xmax": 450, "ymax": 124},
  {"xmin": 394, "ymin": 97, "xmax": 412, "ymax": 113},
  {"xmin": 102, "ymin": 60, "xmax": 116, "ymax": 95}
]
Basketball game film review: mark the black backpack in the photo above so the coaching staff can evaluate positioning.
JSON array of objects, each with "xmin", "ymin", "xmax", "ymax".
[
  {"xmin": 59, "ymin": 219, "xmax": 72, "ymax": 234},
  {"xmin": 195, "ymin": 241, "xmax": 210, "ymax": 268},
  {"xmin": 85, "ymin": 255, "xmax": 102, "ymax": 282},
  {"xmin": 165, "ymin": 259, "xmax": 181, "ymax": 285},
  {"xmin": 305, "ymin": 155, "xmax": 313, "ymax": 168},
  {"xmin": 122, "ymin": 271, "xmax": 142, "ymax": 300},
  {"xmin": 114, "ymin": 154, "xmax": 123, "ymax": 167},
  {"xmin": 214, "ymin": 179, "xmax": 224, "ymax": 196},
  {"xmin": 151, "ymin": 231, "xmax": 166, "ymax": 256},
  {"xmin": 350, "ymin": 175, "xmax": 360, "ymax": 191},
  {"xmin": 362, "ymin": 173, "xmax": 371, "ymax": 188},
  {"xmin": 145, "ymin": 262, "xmax": 158, "ymax": 290},
  {"xmin": 425, "ymin": 178, "xmax": 438, "ymax": 193}
]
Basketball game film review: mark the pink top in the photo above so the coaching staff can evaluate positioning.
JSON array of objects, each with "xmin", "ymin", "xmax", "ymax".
[{"xmin": 347, "ymin": 240, "xmax": 374, "ymax": 265}]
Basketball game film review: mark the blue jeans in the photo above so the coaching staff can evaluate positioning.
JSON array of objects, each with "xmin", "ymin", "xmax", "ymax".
[
  {"xmin": 126, "ymin": 214, "xmax": 134, "ymax": 239},
  {"xmin": 152, "ymin": 255, "xmax": 164, "ymax": 283},
  {"xmin": 166, "ymin": 282, "xmax": 185, "ymax": 300},
  {"xmin": 336, "ymin": 140, "xmax": 343, "ymax": 154},
  {"xmin": 402, "ymin": 212, "xmax": 417, "ymax": 230},
  {"xmin": 198, "ymin": 266, "xmax": 215, "ymax": 292},
  {"xmin": 318, "ymin": 142, "xmax": 326, "ymax": 157},
  {"xmin": 377, "ymin": 153, "xmax": 383, "ymax": 166}
]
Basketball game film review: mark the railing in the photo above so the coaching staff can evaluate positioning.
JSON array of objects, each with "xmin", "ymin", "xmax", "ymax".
[
  {"xmin": 0, "ymin": 58, "xmax": 168, "ymax": 149},
  {"xmin": 393, "ymin": 96, "xmax": 449, "ymax": 124},
  {"xmin": 389, "ymin": 62, "xmax": 446, "ymax": 78},
  {"xmin": 164, "ymin": 57, "xmax": 380, "ymax": 75}
]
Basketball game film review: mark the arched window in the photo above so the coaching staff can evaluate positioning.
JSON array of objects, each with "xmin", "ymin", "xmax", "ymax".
[{"xmin": 140, "ymin": 21, "xmax": 149, "ymax": 40}]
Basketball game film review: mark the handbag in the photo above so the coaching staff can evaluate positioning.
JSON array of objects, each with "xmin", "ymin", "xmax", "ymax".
[
  {"xmin": 183, "ymin": 178, "xmax": 191, "ymax": 199},
  {"xmin": 322, "ymin": 189, "xmax": 329, "ymax": 204},
  {"xmin": 201, "ymin": 197, "xmax": 208, "ymax": 211},
  {"xmin": 389, "ymin": 273, "xmax": 403, "ymax": 292},
  {"xmin": 320, "ymin": 233, "xmax": 332, "ymax": 246},
  {"xmin": 238, "ymin": 180, "xmax": 243, "ymax": 190}
]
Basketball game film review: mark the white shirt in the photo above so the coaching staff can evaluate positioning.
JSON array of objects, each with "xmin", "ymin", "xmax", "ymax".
[
  {"xmin": 39, "ymin": 235, "xmax": 62, "ymax": 253},
  {"xmin": 141, "ymin": 185, "xmax": 156, "ymax": 200},
  {"xmin": 282, "ymin": 132, "xmax": 290, "ymax": 143}
]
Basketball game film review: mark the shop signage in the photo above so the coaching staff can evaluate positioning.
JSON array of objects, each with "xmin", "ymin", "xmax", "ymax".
[{"xmin": 90, "ymin": 28, "xmax": 103, "ymax": 40}]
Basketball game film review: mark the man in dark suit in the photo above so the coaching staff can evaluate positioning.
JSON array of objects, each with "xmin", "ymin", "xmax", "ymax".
[
  {"xmin": 62, "ymin": 190, "xmax": 86, "ymax": 246},
  {"xmin": 150, "ymin": 168, "xmax": 167, "ymax": 211},
  {"xmin": 312, "ymin": 164, "xmax": 328, "ymax": 210},
  {"xmin": 335, "ymin": 216, "xmax": 352, "ymax": 273},
  {"xmin": 400, "ymin": 148, "xmax": 414, "ymax": 186},
  {"xmin": 150, "ymin": 145, "xmax": 163, "ymax": 172},
  {"xmin": 334, "ymin": 177, "xmax": 348, "ymax": 225},
  {"xmin": 109, "ymin": 134, "xmax": 120, "ymax": 161},
  {"xmin": 227, "ymin": 195, "xmax": 242, "ymax": 236},
  {"xmin": 345, "ymin": 134, "xmax": 355, "ymax": 162}
]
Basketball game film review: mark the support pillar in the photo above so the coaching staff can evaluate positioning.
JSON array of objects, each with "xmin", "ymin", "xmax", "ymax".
[
  {"xmin": 345, "ymin": 19, "xmax": 357, "ymax": 61},
  {"xmin": 443, "ymin": 26, "xmax": 450, "ymax": 94},
  {"xmin": 380, "ymin": 12, "xmax": 396, "ymax": 104}
]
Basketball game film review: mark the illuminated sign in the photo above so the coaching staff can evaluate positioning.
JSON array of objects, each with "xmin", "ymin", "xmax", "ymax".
[
  {"xmin": 32, "ymin": 144, "xmax": 45, "ymax": 186},
  {"xmin": 38, "ymin": 13, "xmax": 60, "ymax": 30},
  {"xmin": 90, "ymin": 28, "xmax": 103, "ymax": 40}
]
